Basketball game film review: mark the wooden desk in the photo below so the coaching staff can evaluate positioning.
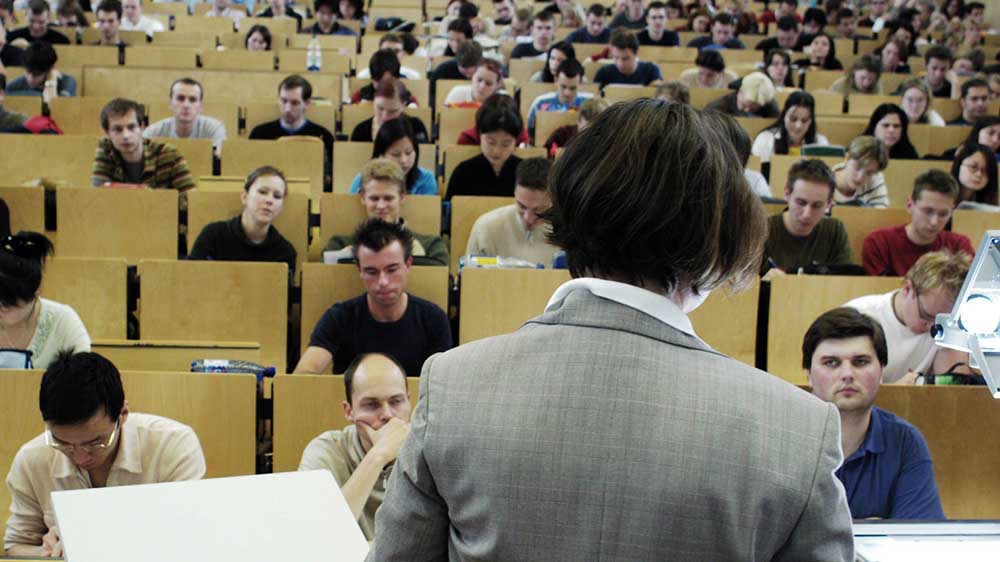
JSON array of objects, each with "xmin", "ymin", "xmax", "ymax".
[{"xmin": 92, "ymin": 340, "xmax": 261, "ymax": 372}]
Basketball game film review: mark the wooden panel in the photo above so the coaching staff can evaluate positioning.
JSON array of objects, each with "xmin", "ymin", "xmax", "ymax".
[
  {"xmin": 603, "ymin": 85, "xmax": 656, "ymax": 105},
  {"xmin": 171, "ymin": 14, "xmax": 237, "ymax": 34},
  {"xmin": 139, "ymin": 259, "xmax": 288, "ymax": 370},
  {"xmin": 847, "ymin": 94, "xmax": 900, "ymax": 117},
  {"xmin": 643, "ymin": 46, "xmax": 699, "ymax": 63},
  {"xmin": 815, "ymin": 117, "xmax": 867, "ymax": 146},
  {"xmin": 318, "ymin": 193, "xmax": 441, "ymax": 244},
  {"xmin": 221, "ymin": 137, "xmax": 325, "ymax": 203},
  {"xmin": 123, "ymin": 46, "xmax": 200, "ymax": 69},
  {"xmin": 287, "ymin": 34, "xmax": 357, "ymax": 52},
  {"xmin": 150, "ymin": 137, "xmax": 214, "ymax": 185},
  {"xmin": 688, "ymin": 279, "xmax": 760, "ymax": 367},
  {"xmin": 242, "ymin": 16, "xmax": 299, "ymax": 36},
  {"xmin": 0, "ymin": 186, "xmax": 45, "ymax": 234},
  {"xmin": 507, "ymin": 58, "xmax": 544, "ymax": 87},
  {"xmin": 449, "ymin": 195, "xmax": 512, "ymax": 275},
  {"xmin": 186, "ymin": 190, "xmax": 309, "ymax": 281},
  {"xmin": 201, "ymin": 49, "xmax": 276, "ymax": 71},
  {"xmin": 768, "ymin": 275, "xmax": 902, "ymax": 384},
  {"xmin": 272, "ymin": 374, "xmax": 419, "ymax": 473},
  {"xmin": 831, "ymin": 207, "xmax": 910, "ymax": 264},
  {"xmin": 801, "ymin": 69, "xmax": 843, "ymax": 91},
  {"xmin": 92, "ymin": 339, "xmax": 261, "ymax": 371},
  {"xmin": 57, "ymin": 188, "xmax": 178, "ymax": 263},
  {"xmin": 0, "ymin": 134, "xmax": 101, "ymax": 187},
  {"xmin": 347, "ymin": 77, "xmax": 429, "ymax": 110},
  {"xmin": 735, "ymin": 117, "xmax": 773, "ymax": 143},
  {"xmin": 2, "ymin": 96, "xmax": 41, "ymax": 117},
  {"xmin": 438, "ymin": 107, "xmax": 477, "ymax": 147},
  {"xmin": 47, "ymin": 96, "xmax": 113, "ymax": 135},
  {"xmin": 951, "ymin": 210, "xmax": 1000, "ymax": 247},
  {"xmin": 909, "ymin": 124, "xmax": 971, "ymax": 158},
  {"xmin": 299, "ymin": 263, "xmax": 449, "ymax": 354},
  {"xmin": 459, "ymin": 268, "xmax": 571, "ymax": 344},
  {"xmin": 534, "ymin": 110, "xmax": 577, "ymax": 146},
  {"xmin": 40, "ymin": 257, "xmax": 128, "ymax": 340},
  {"xmin": 330, "ymin": 141, "xmax": 435, "ymax": 194},
  {"xmin": 54, "ymin": 44, "xmax": 120, "ymax": 68},
  {"xmin": 276, "ymin": 49, "xmax": 352, "ymax": 74},
  {"xmin": 882, "ymin": 159, "xmax": 952, "ymax": 209}
]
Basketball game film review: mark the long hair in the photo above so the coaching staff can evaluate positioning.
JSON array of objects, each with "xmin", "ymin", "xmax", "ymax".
[
  {"xmin": 767, "ymin": 91, "xmax": 819, "ymax": 155},
  {"xmin": 373, "ymin": 117, "xmax": 422, "ymax": 192},
  {"xmin": 0, "ymin": 231, "xmax": 54, "ymax": 307},
  {"xmin": 951, "ymin": 142, "xmax": 999, "ymax": 206},
  {"xmin": 540, "ymin": 41, "xmax": 576, "ymax": 83},
  {"xmin": 863, "ymin": 103, "xmax": 919, "ymax": 159}
]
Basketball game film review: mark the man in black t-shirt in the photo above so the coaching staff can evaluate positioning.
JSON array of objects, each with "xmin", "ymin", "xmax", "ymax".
[
  {"xmin": 510, "ymin": 11, "xmax": 555, "ymax": 60},
  {"xmin": 6, "ymin": 0, "xmax": 70, "ymax": 45},
  {"xmin": 636, "ymin": 2, "xmax": 679, "ymax": 47},
  {"xmin": 294, "ymin": 219, "xmax": 452, "ymax": 375},
  {"xmin": 249, "ymin": 74, "xmax": 334, "ymax": 160}
]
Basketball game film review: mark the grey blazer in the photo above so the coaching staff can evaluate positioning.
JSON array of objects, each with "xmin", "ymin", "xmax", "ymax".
[{"xmin": 368, "ymin": 288, "xmax": 854, "ymax": 562}]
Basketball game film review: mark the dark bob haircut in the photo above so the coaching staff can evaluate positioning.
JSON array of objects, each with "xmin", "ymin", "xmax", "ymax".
[
  {"xmin": 40, "ymin": 351, "xmax": 125, "ymax": 426},
  {"xmin": 0, "ymin": 231, "xmax": 54, "ymax": 307}
]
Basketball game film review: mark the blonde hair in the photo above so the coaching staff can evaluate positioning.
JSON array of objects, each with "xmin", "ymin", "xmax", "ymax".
[
  {"xmin": 360, "ymin": 158, "xmax": 405, "ymax": 193},
  {"xmin": 846, "ymin": 135, "xmax": 888, "ymax": 170},
  {"xmin": 578, "ymin": 97, "xmax": 609, "ymax": 122},
  {"xmin": 906, "ymin": 250, "xmax": 972, "ymax": 300}
]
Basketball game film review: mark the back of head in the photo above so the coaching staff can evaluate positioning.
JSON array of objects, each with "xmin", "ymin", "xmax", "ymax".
[
  {"xmin": 352, "ymin": 217, "xmax": 414, "ymax": 260},
  {"xmin": 279, "ymin": 74, "xmax": 312, "ymax": 100},
  {"xmin": 578, "ymin": 97, "xmax": 609, "ymax": 122},
  {"xmin": 912, "ymin": 167, "xmax": 959, "ymax": 203},
  {"xmin": 546, "ymin": 99, "xmax": 766, "ymax": 294},
  {"xmin": 705, "ymin": 110, "xmax": 752, "ymax": 167},
  {"xmin": 655, "ymin": 81, "xmax": 690, "ymax": 105},
  {"xmin": 516, "ymin": 157, "xmax": 550, "ymax": 191},
  {"xmin": 846, "ymin": 135, "xmax": 888, "ymax": 171},
  {"xmin": 695, "ymin": 49, "xmax": 725, "ymax": 72},
  {"xmin": 851, "ymin": 53, "xmax": 882, "ymax": 76},
  {"xmin": 0, "ymin": 231, "xmax": 53, "ymax": 307},
  {"xmin": 776, "ymin": 15, "xmax": 798, "ymax": 31},
  {"xmin": 739, "ymin": 72, "xmax": 776, "ymax": 106},
  {"xmin": 24, "ymin": 41, "xmax": 57, "ymax": 75},
  {"xmin": 369, "ymin": 49, "xmax": 401, "ymax": 80},
  {"xmin": 476, "ymin": 94, "xmax": 523, "ymax": 136},
  {"xmin": 40, "ymin": 351, "xmax": 125, "ymax": 426},
  {"xmin": 609, "ymin": 27, "xmax": 639, "ymax": 52},
  {"xmin": 373, "ymin": 76, "xmax": 409, "ymax": 103},
  {"xmin": 448, "ymin": 16, "xmax": 473, "ymax": 38},
  {"xmin": 906, "ymin": 250, "xmax": 971, "ymax": 300},
  {"xmin": 801, "ymin": 308, "xmax": 888, "ymax": 370},
  {"xmin": 455, "ymin": 39, "xmax": 483, "ymax": 67},
  {"xmin": 803, "ymin": 7, "xmax": 827, "ymax": 27},
  {"xmin": 360, "ymin": 157, "xmax": 406, "ymax": 194}
]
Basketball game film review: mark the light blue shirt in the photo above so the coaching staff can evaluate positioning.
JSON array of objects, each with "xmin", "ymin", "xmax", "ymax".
[
  {"xmin": 526, "ymin": 92, "xmax": 592, "ymax": 130},
  {"xmin": 349, "ymin": 166, "xmax": 438, "ymax": 195}
]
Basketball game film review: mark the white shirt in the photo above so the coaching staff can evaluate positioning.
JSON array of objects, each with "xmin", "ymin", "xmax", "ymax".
[
  {"xmin": 357, "ymin": 66, "xmax": 422, "ymax": 80},
  {"xmin": 28, "ymin": 299, "xmax": 91, "ymax": 370},
  {"xmin": 751, "ymin": 128, "xmax": 830, "ymax": 164},
  {"xmin": 745, "ymin": 169, "xmax": 772, "ymax": 198},
  {"xmin": 143, "ymin": 114, "xmax": 228, "ymax": 149},
  {"xmin": 844, "ymin": 290, "xmax": 936, "ymax": 383},
  {"xmin": 119, "ymin": 15, "xmax": 166, "ymax": 36}
]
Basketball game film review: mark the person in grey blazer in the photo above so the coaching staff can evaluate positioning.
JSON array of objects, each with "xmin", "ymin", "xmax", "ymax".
[{"xmin": 367, "ymin": 102, "xmax": 855, "ymax": 562}]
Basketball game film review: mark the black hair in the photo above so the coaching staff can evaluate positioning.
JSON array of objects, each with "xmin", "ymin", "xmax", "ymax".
[
  {"xmin": 244, "ymin": 24, "xmax": 272, "ymax": 50},
  {"xmin": 0, "ymin": 74, "xmax": 5, "ymax": 91},
  {"xmin": 400, "ymin": 32, "xmax": 419, "ymax": 55},
  {"xmin": 313, "ymin": 0, "xmax": 336, "ymax": 13},
  {"xmin": 476, "ymin": 93, "xmax": 523, "ymax": 137},
  {"xmin": 776, "ymin": 14, "xmax": 799, "ymax": 31},
  {"xmin": 352, "ymin": 218, "xmax": 414, "ymax": 261},
  {"xmin": 0, "ymin": 198, "xmax": 9, "ymax": 238},
  {"xmin": 786, "ymin": 158, "xmax": 836, "ymax": 197},
  {"xmin": 802, "ymin": 308, "xmax": 888, "ymax": 370},
  {"xmin": 768, "ymin": 90, "xmax": 818, "ymax": 155},
  {"xmin": 24, "ymin": 44, "xmax": 57, "ymax": 76},
  {"xmin": 279, "ymin": 74, "xmax": 312, "ymax": 100},
  {"xmin": 802, "ymin": 7, "xmax": 826, "ymax": 27},
  {"xmin": 960, "ymin": 77, "xmax": 989, "ymax": 98},
  {"xmin": 964, "ymin": 116, "xmax": 1000, "ymax": 148},
  {"xmin": 541, "ymin": 41, "xmax": 575, "ymax": 82},
  {"xmin": 96, "ymin": 0, "xmax": 122, "ymax": 19},
  {"xmin": 802, "ymin": 32, "xmax": 838, "ymax": 67},
  {"xmin": 373, "ymin": 117, "xmax": 422, "ymax": 191},
  {"xmin": 516, "ymin": 157, "xmax": 550, "ymax": 190},
  {"xmin": 458, "ymin": 2, "xmax": 478, "ymax": 19},
  {"xmin": 40, "ymin": 351, "xmax": 125, "ymax": 426},
  {"xmin": 343, "ymin": 353, "xmax": 407, "ymax": 403},
  {"xmin": 952, "ymin": 142, "xmax": 998, "ymax": 205},
  {"xmin": 556, "ymin": 58, "xmax": 584, "ymax": 79},
  {"xmin": 696, "ymin": 49, "xmax": 725, "ymax": 72},
  {"xmin": 764, "ymin": 48, "xmax": 796, "ymax": 87},
  {"xmin": 0, "ymin": 231, "xmax": 52, "ymax": 307},
  {"xmin": 447, "ymin": 16, "xmax": 474, "ymax": 39},
  {"xmin": 27, "ymin": 0, "xmax": 48, "ymax": 14},
  {"xmin": 587, "ymin": 3, "xmax": 606, "ymax": 17},
  {"xmin": 369, "ymin": 48, "xmax": 401, "ymax": 81},
  {"xmin": 863, "ymin": 103, "xmax": 919, "ymax": 159},
  {"xmin": 712, "ymin": 12, "xmax": 734, "ymax": 26},
  {"xmin": 924, "ymin": 44, "xmax": 953, "ymax": 65}
]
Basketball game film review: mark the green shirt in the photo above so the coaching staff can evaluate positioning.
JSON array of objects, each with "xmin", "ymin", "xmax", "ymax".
[
  {"xmin": 323, "ymin": 228, "xmax": 449, "ymax": 267},
  {"xmin": 91, "ymin": 138, "xmax": 195, "ymax": 191},
  {"xmin": 762, "ymin": 212, "xmax": 852, "ymax": 274},
  {"xmin": 0, "ymin": 108, "xmax": 28, "ymax": 130}
]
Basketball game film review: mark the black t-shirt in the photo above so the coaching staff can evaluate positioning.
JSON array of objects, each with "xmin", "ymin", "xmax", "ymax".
[
  {"xmin": 446, "ymin": 152, "xmax": 521, "ymax": 200},
  {"xmin": 1, "ymin": 44, "xmax": 24, "ymax": 67},
  {"xmin": 188, "ymin": 215, "xmax": 297, "ymax": 280},
  {"xmin": 510, "ymin": 42, "xmax": 545, "ymax": 59},
  {"xmin": 308, "ymin": 293, "xmax": 452, "ymax": 375},
  {"xmin": 636, "ymin": 29, "xmax": 679, "ymax": 47},
  {"xmin": 6, "ymin": 26, "xmax": 71, "ymax": 45},
  {"xmin": 432, "ymin": 59, "xmax": 466, "ymax": 81},
  {"xmin": 349, "ymin": 115, "xmax": 429, "ymax": 143},
  {"xmin": 249, "ymin": 119, "xmax": 334, "ymax": 161}
]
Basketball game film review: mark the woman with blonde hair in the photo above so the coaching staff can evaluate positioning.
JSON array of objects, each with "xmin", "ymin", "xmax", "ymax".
[{"xmin": 898, "ymin": 77, "xmax": 945, "ymax": 126}]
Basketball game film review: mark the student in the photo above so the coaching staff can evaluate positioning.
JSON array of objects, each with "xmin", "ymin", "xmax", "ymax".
[
  {"xmin": 356, "ymin": 34, "xmax": 421, "ymax": 79},
  {"xmin": 637, "ymin": 1, "xmax": 678, "ymax": 46},
  {"xmin": 543, "ymin": 96, "xmax": 609, "ymax": 155},
  {"xmin": 608, "ymin": 0, "xmax": 645, "ymax": 30},
  {"xmin": 947, "ymin": 77, "xmax": 990, "ymax": 127},
  {"xmin": 939, "ymin": 116, "xmax": 1000, "ymax": 161},
  {"xmin": 898, "ymin": 77, "xmax": 945, "ymax": 127},
  {"xmin": 94, "ymin": 0, "xmax": 127, "ymax": 47},
  {"xmin": 705, "ymin": 72, "xmax": 779, "ymax": 119},
  {"xmin": 863, "ymin": 103, "xmax": 919, "ymax": 160},
  {"xmin": 707, "ymin": 110, "xmax": 772, "ymax": 199},
  {"xmin": 444, "ymin": 58, "xmax": 505, "ymax": 109},
  {"xmin": 829, "ymin": 54, "xmax": 883, "ymax": 96},
  {"xmin": 119, "ymin": 0, "xmax": 164, "ymax": 37},
  {"xmin": 755, "ymin": 15, "xmax": 800, "ymax": 53},
  {"xmin": 248, "ymin": 74, "xmax": 334, "ymax": 159},
  {"xmin": 526, "ymin": 58, "xmax": 591, "ymax": 133},
  {"xmin": 761, "ymin": 48, "xmax": 796, "ymax": 89},
  {"xmin": 307, "ymin": 0, "xmax": 357, "ymax": 36},
  {"xmin": 594, "ymin": 28, "xmax": 663, "ymax": 87},
  {"xmin": 255, "ymin": 0, "xmax": 303, "ymax": 30},
  {"xmin": 877, "ymin": 38, "xmax": 910, "ymax": 74},
  {"xmin": 951, "ymin": 142, "xmax": 998, "ymax": 207},
  {"xmin": 795, "ymin": 32, "xmax": 842, "ymax": 71},
  {"xmin": 244, "ymin": 24, "xmax": 272, "ymax": 51},
  {"xmin": 143, "ymin": 78, "xmax": 227, "ymax": 154},
  {"xmin": 350, "ymin": 49, "xmax": 418, "ymax": 105},
  {"xmin": 510, "ymin": 11, "xmax": 555, "ymax": 60},
  {"xmin": 6, "ymin": 0, "xmax": 70, "ymax": 45},
  {"xmin": 3, "ymin": 41, "xmax": 76, "ymax": 100},
  {"xmin": 752, "ymin": 90, "xmax": 829, "ymax": 164},
  {"xmin": 348, "ymin": 118, "xmax": 437, "ymax": 195},
  {"xmin": 349, "ymin": 78, "xmax": 429, "ymax": 143},
  {"xmin": 686, "ymin": 12, "xmax": 744, "ymax": 50},
  {"xmin": 456, "ymin": 94, "xmax": 531, "ymax": 147},
  {"xmin": 446, "ymin": 99, "xmax": 523, "ymax": 200},
  {"xmin": 188, "ymin": 166, "xmax": 297, "ymax": 279},
  {"xmin": 0, "ymin": 76, "xmax": 29, "ymax": 131},
  {"xmin": 0, "ymin": 232, "xmax": 89, "ymax": 370},
  {"xmin": 530, "ymin": 41, "xmax": 575, "ymax": 83},
  {"xmin": 566, "ymin": 3, "xmax": 610, "ymax": 44},
  {"xmin": 678, "ymin": 49, "xmax": 738, "ymax": 90},
  {"xmin": 831, "ymin": 136, "xmax": 890, "ymax": 208}
]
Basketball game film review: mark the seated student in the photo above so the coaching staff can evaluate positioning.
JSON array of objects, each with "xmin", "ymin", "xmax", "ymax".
[
  {"xmin": 456, "ymin": 93, "xmax": 530, "ymax": 146},
  {"xmin": 707, "ymin": 110, "xmax": 771, "ymax": 199},
  {"xmin": 846, "ymin": 250, "xmax": 972, "ymax": 383},
  {"xmin": 244, "ymin": 24, "xmax": 272, "ymax": 51},
  {"xmin": 336, "ymin": 0, "xmax": 365, "ymax": 24},
  {"xmin": 637, "ymin": 1, "xmax": 679, "ymax": 46},
  {"xmin": 863, "ymin": 103, "xmax": 919, "ymax": 159},
  {"xmin": 951, "ymin": 142, "xmax": 998, "ymax": 207},
  {"xmin": 357, "ymin": 34, "xmax": 421, "ymax": 79},
  {"xmin": 330, "ymin": 159, "xmax": 446, "ymax": 265},
  {"xmin": 350, "ymin": 49, "xmax": 420, "ymax": 106},
  {"xmin": 6, "ymin": 0, "xmax": 70, "ymax": 45},
  {"xmin": 794, "ymin": 32, "xmax": 842, "ymax": 72},
  {"xmin": 205, "ymin": 0, "xmax": 247, "ymax": 26},
  {"xmin": 510, "ymin": 11, "xmax": 555, "ymax": 60},
  {"xmin": 94, "ymin": 0, "xmax": 128, "ymax": 47},
  {"xmin": 831, "ymin": 135, "xmax": 890, "ymax": 207},
  {"xmin": 119, "ymin": 0, "xmax": 164, "ymax": 37},
  {"xmin": 761, "ymin": 159, "xmax": 851, "ymax": 279},
  {"xmin": 444, "ymin": 58, "xmax": 505, "ymax": 109},
  {"xmin": 0, "ymin": 232, "xmax": 89, "ymax": 370},
  {"xmin": 431, "ymin": 39, "xmax": 480, "ymax": 82},
  {"xmin": 249, "ymin": 74, "xmax": 334, "ymax": 159},
  {"xmin": 497, "ymin": 6, "xmax": 532, "ymax": 43},
  {"xmin": 307, "ymin": 0, "xmax": 357, "ymax": 36},
  {"xmin": 298, "ymin": 353, "xmax": 412, "ymax": 541},
  {"xmin": 876, "ymin": 38, "xmax": 910, "ymax": 74},
  {"xmin": 939, "ymin": 116, "xmax": 1000, "ymax": 161},
  {"xmin": 188, "ymin": 165, "xmax": 297, "ymax": 278},
  {"xmin": 143, "ymin": 78, "xmax": 228, "ymax": 154},
  {"xmin": 3, "ymin": 42, "xmax": 74, "ymax": 101},
  {"xmin": 566, "ymin": 3, "xmax": 610, "ymax": 44},
  {"xmin": 0, "ymin": 76, "xmax": 29, "ymax": 131},
  {"xmin": 705, "ymin": 72, "xmax": 779, "ymax": 118},
  {"xmin": 92, "ymin": 98, "xmax": 195, "ymax": 191},
  {"xmin": 594, "ymin": 28, "xmax": 663, "ymax": 88},
  {"xmin": 802, "ymin": 308, "xmax": 945, "ymax": 519},
  {"xmin": 609, "ymin": 0, "xmax": 645, "ymax": 30},
  {"xmin": 255, "ymin": 0, "xmax": 303, "ymax": 29},
  {"xmin": 947, "ymin": 77, "xmax": 990, "ymax": 127},
  {"xmin": 349, "ymin": 78, "xmax": 429, "ymax": 144},
  {"xmin": 755, "ymin": 15, "xmax": 801, "ymax": 53},
  {"xmin": 544, "ymin": 0, "xmax": 585, "ymax": 29},
  {"xmin": 752, "ymin": 91, "xmax": 829, "ymax": 165},
  {"xmin": 447, "ymin": 99, "xmax": 523, "ymax": 200},
  {"xmin": 862, "ymin": 169, "xmax": 975, "ymax": 276},
  {"xmin": 438, "ymin": 17, "xmax": 473, "ymax": 58},
  {"xmin": 4, "ymin": 351, "xmax": 206, "ymax": 557},
  {"xmin": 898, "ymin": 78, "xmax": 945, "ymax": 127},
  {"xmin": 543, "ymin": 96, "xmax": 609, "ymax": 155},
  {"xmin": 526, "ymin": 59, "xmax": 591, "ymax": 133},
  {"xmin": 686, "ymin": 12, "xmax": 745, "ymax": 50},
  {"xmin": 295, "ymin": 218, "xmax": 452, "ymax": 375},
  {"xmin": 530, "ymin": 41, "xmax": 575, "ymax": 83},
  {"xmin": 678, "ymin": 49, "xmax": 738, "ymax": 90},
  {"xmin": 757, "ymin": 0, "xmax": 800, "ymax": 25},
  {"xmin": 829, "ymin": 54, "xmax": 883, "ymax": 96},
  {"xmin": 349, "ymin": 118, "xmax": 437, "ymax": 195},
  {"xmin": 466, "ymin": 158, "xmax": 561, "ymax": 265}
]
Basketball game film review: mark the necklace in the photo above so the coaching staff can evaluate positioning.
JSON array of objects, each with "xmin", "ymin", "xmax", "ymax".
[{"xmin": 0, "ymin": 299, "xmax": 38, "ymax": 349}]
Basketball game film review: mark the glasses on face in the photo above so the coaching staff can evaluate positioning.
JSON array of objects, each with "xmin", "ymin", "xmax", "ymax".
[
  {"xmin": 911, "ymin": 286, "xmax": 937, "ymax": 324},
  {"xmin": 46, "ymin": 418, "xmax": 120, "ymax": 455},
  {"xmin": 962, "ymin": 162, "xmax": 987, "ymax": 176}
]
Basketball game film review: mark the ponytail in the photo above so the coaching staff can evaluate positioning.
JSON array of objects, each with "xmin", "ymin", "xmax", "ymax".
[{"xmin": 0, "ymin": 231, "xmax": 54, "ymax": 307}]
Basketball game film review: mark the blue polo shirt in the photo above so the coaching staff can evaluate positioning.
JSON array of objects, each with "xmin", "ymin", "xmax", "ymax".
[
  {"xmin": 836, "ymin": 407, "xmax": 944, "ymax": 520},
  {"xmin": 593, "ymin": 61, "xmax": 662, "ymax": 87}
]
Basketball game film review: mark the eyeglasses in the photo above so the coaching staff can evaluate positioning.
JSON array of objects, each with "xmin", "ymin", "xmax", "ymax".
[
  {"xmin": 912, "ymin": 286, "xmax": 937, "ymax": 324},
  {"xmin": 46, "ymin": 418, "xmax": 120, "ymax": 455},
  {"xmin": 962, "ymin": 162, "xmax": 987, "ymax": 176}
]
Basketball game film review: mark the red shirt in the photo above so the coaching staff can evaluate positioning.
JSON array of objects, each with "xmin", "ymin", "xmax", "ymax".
[
  {"xmin": 456, "ymin": 126, "xmax": 531, "ymax": 146},
  {"xmin": 862, "ymin": 224, "xmax": 975, "ymax": 276}
]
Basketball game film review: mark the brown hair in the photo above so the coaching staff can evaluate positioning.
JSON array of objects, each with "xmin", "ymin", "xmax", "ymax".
[
  {"xmin": 906, "ymin": 249, "xmax": 971, "ymax": 300},
  {"xmin": 802, "ymin": 307, "xmax": 888, "ymax": 370}
]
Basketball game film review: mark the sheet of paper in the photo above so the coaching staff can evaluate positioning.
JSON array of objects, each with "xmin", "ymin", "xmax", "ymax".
[{"xmin": 52, "ymin": 470, "xmax": 368, "ymax": 562}]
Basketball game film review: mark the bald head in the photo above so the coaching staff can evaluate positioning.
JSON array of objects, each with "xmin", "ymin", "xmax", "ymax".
[
  {"xmin": 344, "ymin": 353, "xmax": 408, "ymax": 405},
  {"xmin": 343, "ymin": 354, "xmax": 411, "ymax": 448}
]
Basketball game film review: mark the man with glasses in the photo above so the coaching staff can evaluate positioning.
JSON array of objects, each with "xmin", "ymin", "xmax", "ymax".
[
  {"xmin": 4, "ymin": 351, "xmax": 205, "ymax": 557},
  {"xmin": 862, "ymin": 169, "xmax": 974, "ymax": 276},
  {"xmin": 845, "ymin": 250, "xmax": 972, "ymax": 384}
]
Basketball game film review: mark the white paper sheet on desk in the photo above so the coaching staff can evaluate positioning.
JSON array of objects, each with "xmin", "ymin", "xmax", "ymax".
[{"xmin": 52, "ymin": 470, "xmax": 368, "ymax": 562}]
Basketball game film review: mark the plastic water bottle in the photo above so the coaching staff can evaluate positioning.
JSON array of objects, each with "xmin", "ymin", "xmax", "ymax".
[
  {"xmin": 191, "ymin": 359, "xmax": 276, "ymax": 383},
  {"xmin": 306, "ymin": 34, "xmax": 322, "ymax": 72}
]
